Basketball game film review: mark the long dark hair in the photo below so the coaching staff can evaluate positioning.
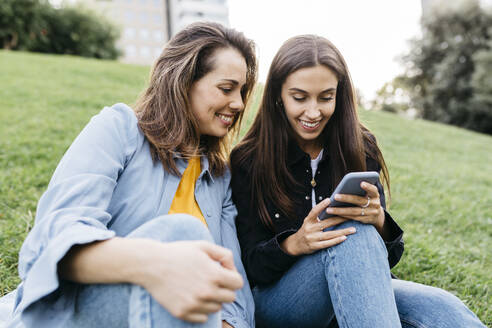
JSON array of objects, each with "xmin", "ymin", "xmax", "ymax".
[
  {"xmin": 135, "ymin": 22, "xmax": 257, "ymax": 176},
  {"xmin": 231, "ymin": 35, "xmax": 389, "ymax": 230}
]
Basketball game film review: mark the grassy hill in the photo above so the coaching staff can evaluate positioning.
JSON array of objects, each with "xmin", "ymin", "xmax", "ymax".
[{"xmin": 0, "ymin": 50, "xmax": 490, "ymax": 324}]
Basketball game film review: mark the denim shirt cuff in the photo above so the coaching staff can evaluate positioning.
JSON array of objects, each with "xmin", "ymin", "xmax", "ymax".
[
  {"xmin": 17, "ymin": 224, "xmax": 115, "ymax": 315},
  {"xmin": 221, "ymin": 314, "xmax": 251, "ymax": 328}
]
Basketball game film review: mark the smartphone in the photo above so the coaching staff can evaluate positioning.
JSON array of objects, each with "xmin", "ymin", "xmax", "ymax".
[{"xmin": 317, "ymin": 171, "xmax": 380, "ymax": 220}]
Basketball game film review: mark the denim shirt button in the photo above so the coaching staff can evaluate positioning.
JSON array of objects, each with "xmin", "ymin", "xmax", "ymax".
[{"xmin": 274, "ymin": 213, "xmax": 280, "ymax": 218}]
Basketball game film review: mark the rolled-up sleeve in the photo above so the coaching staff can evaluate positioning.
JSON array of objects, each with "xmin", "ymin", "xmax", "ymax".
[
  {"xmin": 369, "ymin": 154, "xmax": 405, "ymax": 269},
  {"xmin": 15, "ymin": 104, "xmax": 138, "ymax": 317},
  {"xmin": 219, "ymin": 175, "xmax": 255, "ymax": 328},
  {"xmin": 230, "ymin": 163, "xmax": 299, "ymax": 288},
  {"xmin": 377, "ymin": 180, "xmax": 404, "ymax": 269}
]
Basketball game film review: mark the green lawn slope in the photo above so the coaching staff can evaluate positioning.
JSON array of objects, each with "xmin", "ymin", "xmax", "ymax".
[{"xmin": 0, "ymin": 51, "xmax": 490, "ymax": 325}]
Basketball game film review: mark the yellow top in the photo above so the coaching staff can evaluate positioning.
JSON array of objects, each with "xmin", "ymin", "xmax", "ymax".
[{"xmin": 168, "ymin": 157, "xmax": 207, "ymax": 227}]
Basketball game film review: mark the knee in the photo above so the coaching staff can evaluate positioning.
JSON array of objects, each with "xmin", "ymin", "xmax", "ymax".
[
  {"xmin": 333, "ymin": 220, "xmax": 386, "ymax": 254},
  {"xmin": 407, "ymin": 283, "xmax": 465, "ymax": 310},
  {"xmin": 128, "ymin": 214, "xmax": 213, "ymax": 243},
  {"xmin": 394, "ymin": 280, "xmax": 480, "ymax": 325},
  {"xmin": 162, "ymin": 214, "xmax": 213, "ymax": 240}
]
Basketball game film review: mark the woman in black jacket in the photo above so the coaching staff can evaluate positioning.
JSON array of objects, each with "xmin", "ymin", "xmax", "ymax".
[{"xmin": 230, "ymin": 35, "xmax": 485, "ymax": 328}]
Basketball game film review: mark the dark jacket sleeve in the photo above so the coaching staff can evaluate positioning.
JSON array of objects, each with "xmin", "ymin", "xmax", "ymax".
[
  {"xmin": 367, "ymin": 157, "xmax": 404, "ymax": 269},
  {"xmin": 231, "ymin": 163, "xmax": 299, "ymax": 287}
]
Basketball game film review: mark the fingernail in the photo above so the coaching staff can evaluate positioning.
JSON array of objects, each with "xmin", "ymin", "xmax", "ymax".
[
  {"xmin": 326, "ymin": 208, "xmax": 333, "ymax": 213},
  {"xmin": 361, "ymin": 182, "xmax": 366, "ymax": 187},
  {"xmin": 349, "ymin": 228, "xmax": 356, "ymax": 233},
  {"xmin": 335, "ymin": 195, "xmax": 341, "ymax": 200},
  {"xmin": 340, "ymin": 235, "xmax": 347, "ymax": 241}
]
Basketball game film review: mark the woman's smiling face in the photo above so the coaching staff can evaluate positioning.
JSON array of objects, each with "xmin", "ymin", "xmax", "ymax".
[
  {"xmin": 280, "ymin": 64, "xmax": 338, "ymax": 152},
  {"xmin": 189, "ymin": 47, "xmax": 247, "ymax": 138}
]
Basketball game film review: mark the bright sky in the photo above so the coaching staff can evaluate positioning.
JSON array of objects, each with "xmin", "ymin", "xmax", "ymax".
[{"xmin": 227, "ymin": 0, "xmax": 422, "ymax": 101}]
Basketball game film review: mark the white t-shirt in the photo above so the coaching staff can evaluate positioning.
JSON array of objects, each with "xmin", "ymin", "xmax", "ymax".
[{"xmin": 310, "ymin": 149, "xmax": 324, "ymax": 208}]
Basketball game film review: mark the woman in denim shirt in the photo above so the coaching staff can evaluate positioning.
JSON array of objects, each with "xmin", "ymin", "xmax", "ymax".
[{"xmin": 6, "ymin": 22, "xmax": 257, "ymax": 328}]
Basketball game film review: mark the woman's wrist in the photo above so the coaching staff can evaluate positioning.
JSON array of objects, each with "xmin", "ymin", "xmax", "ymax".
[
  {"xmin": 126, "ymin": 238, "xmax": 172, "ymax": 287},
  {"xmin": 222, "ymin": 320, "xmax": 234, "ymax": 328},
  {"xmin": 374, "ymin": 210, "xmax": 389, "ymax": 240},
  {"xmin": 57, "ymin": 237, "xmax": 159, "ymax": 285},
  {"xmin": 98, "ymin": 237, "xmax": 161, "ymax": 286},
  {"xmin": 280, "ymin": 233, "xmax": 299, "ymax": 256}
]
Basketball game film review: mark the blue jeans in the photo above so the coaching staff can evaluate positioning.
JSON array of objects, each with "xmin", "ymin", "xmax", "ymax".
[
  {"xmin": 67, "ymin": 214, "xmax": 221, "ymax": 328},
  {"xmin": 253, "ymin": 220, "xmax": 485, "ymax": 328}
]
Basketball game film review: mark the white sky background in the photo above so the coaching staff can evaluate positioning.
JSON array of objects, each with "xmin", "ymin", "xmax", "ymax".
[{"xmin": 227, "ymin": 0, "xmax": 422, "ymax": 102}]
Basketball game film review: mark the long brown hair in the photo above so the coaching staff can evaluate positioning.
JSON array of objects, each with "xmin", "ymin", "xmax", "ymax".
[
  {"xmin": 135, "ymin": 22, "xmax": 257, "ymax": 176},
  {"xmin": 231, "ymin": 35, "xmax": 389, "ymax": 230}
]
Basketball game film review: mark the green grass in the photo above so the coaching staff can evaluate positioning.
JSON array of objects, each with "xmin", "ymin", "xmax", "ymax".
[
  {"xmin": 0, "ymin": 51, "xmax": 490, "ymax": 325},
  {"xmin": 0, "ymin": 50, "xmax": 150, "ymax": 295},
  {"xmin": 359, "ymin": 110, "xmax": 491, "ymax": 323}
]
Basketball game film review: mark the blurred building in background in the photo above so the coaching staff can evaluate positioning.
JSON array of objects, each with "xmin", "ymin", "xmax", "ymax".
[
  {"xmin": 168, "ymin": 0, "xmax": 228, "ymax": 35},
  {"xmin": 80, "ymin": 0, "xmax": 229, "ymax": 65}
]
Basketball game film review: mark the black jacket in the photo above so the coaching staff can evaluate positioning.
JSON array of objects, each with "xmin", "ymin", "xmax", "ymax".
[{"xmin": 231, "ymin": 141, "xmax": 404, "ymax": 287}]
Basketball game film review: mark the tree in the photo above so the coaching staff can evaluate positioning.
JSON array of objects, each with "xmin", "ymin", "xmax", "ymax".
[
  {"xmin": 0, "ymin": 0, "xmax": 121, "ymax": 60},
  {"xmin": 0, "ymin": 0, "xmax": 47, "ymax": 50},
  {"xmin": 371, "ymin": 76, "xmax": 412, "ymax": 114},
  {"xmin": 30, "ymin": 5, "xmax": 121, "ymax": 59},
  {"xmin": 401, "ymin": 0, "xmax": 492, "ymax": 134},
  {"xmin": 470, "ymin": 33, "xmax": 492, "ymax": 133}
]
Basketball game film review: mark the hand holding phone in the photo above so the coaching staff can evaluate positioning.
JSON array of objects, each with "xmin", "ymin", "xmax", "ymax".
[{"xmin": 318, "ymin": 171, "xmax": 380, "ymax": 220}]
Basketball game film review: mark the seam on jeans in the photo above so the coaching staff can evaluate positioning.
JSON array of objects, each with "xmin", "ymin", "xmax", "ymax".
[
  {"xmin": 137, "ymin": 288, "xmax": 152, "ymax": 328},
  {"xmin": 145, "ymin": 291, "xmax": 152, "ymax": 328},
  {"xmin": 400, "ymin": 317, "xmax": 428, "ymax": 328},
  {"xmin": 326, "ymin": 248, "xmax": 349, "ymax": 328}
]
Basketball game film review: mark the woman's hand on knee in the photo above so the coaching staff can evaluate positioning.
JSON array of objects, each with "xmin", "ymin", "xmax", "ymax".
[
  {"xmin": 280, "ymin": 199, "xmax": 357, "ymax": 256},
  {"xmin": 134, "ymin": 239, "xmax": 243, "ymax": 323}
]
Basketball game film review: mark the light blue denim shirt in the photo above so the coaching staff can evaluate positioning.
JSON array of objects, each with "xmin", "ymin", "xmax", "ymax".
[{"xmin": 7, "ymin": 104, "xmax": 254, "ymax": 328}]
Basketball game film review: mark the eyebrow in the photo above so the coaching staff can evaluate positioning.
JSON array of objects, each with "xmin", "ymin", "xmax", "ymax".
[
  {"xmin": 288, "ymin": 87, "xmax": 336, "ymax": 93},
  {"xmin": 219, "ymin": 79, "xmax": 239, "ymax": 85}
]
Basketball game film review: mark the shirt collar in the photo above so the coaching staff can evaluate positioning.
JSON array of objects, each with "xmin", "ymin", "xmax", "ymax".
[
  {"xmin": 173, "ymin": 154, "xmax": 214, "ymax": 183},
  {"xmin": 287, "ymin": 140, "xmax": 329, "ymax": 166},
  {"xmin": 199, "ymin": 156, "xmax": 215, "ymax": 183},
  {"xmin": 287, "ymin": 140, "xmax": 308, "ymax": 165}
]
